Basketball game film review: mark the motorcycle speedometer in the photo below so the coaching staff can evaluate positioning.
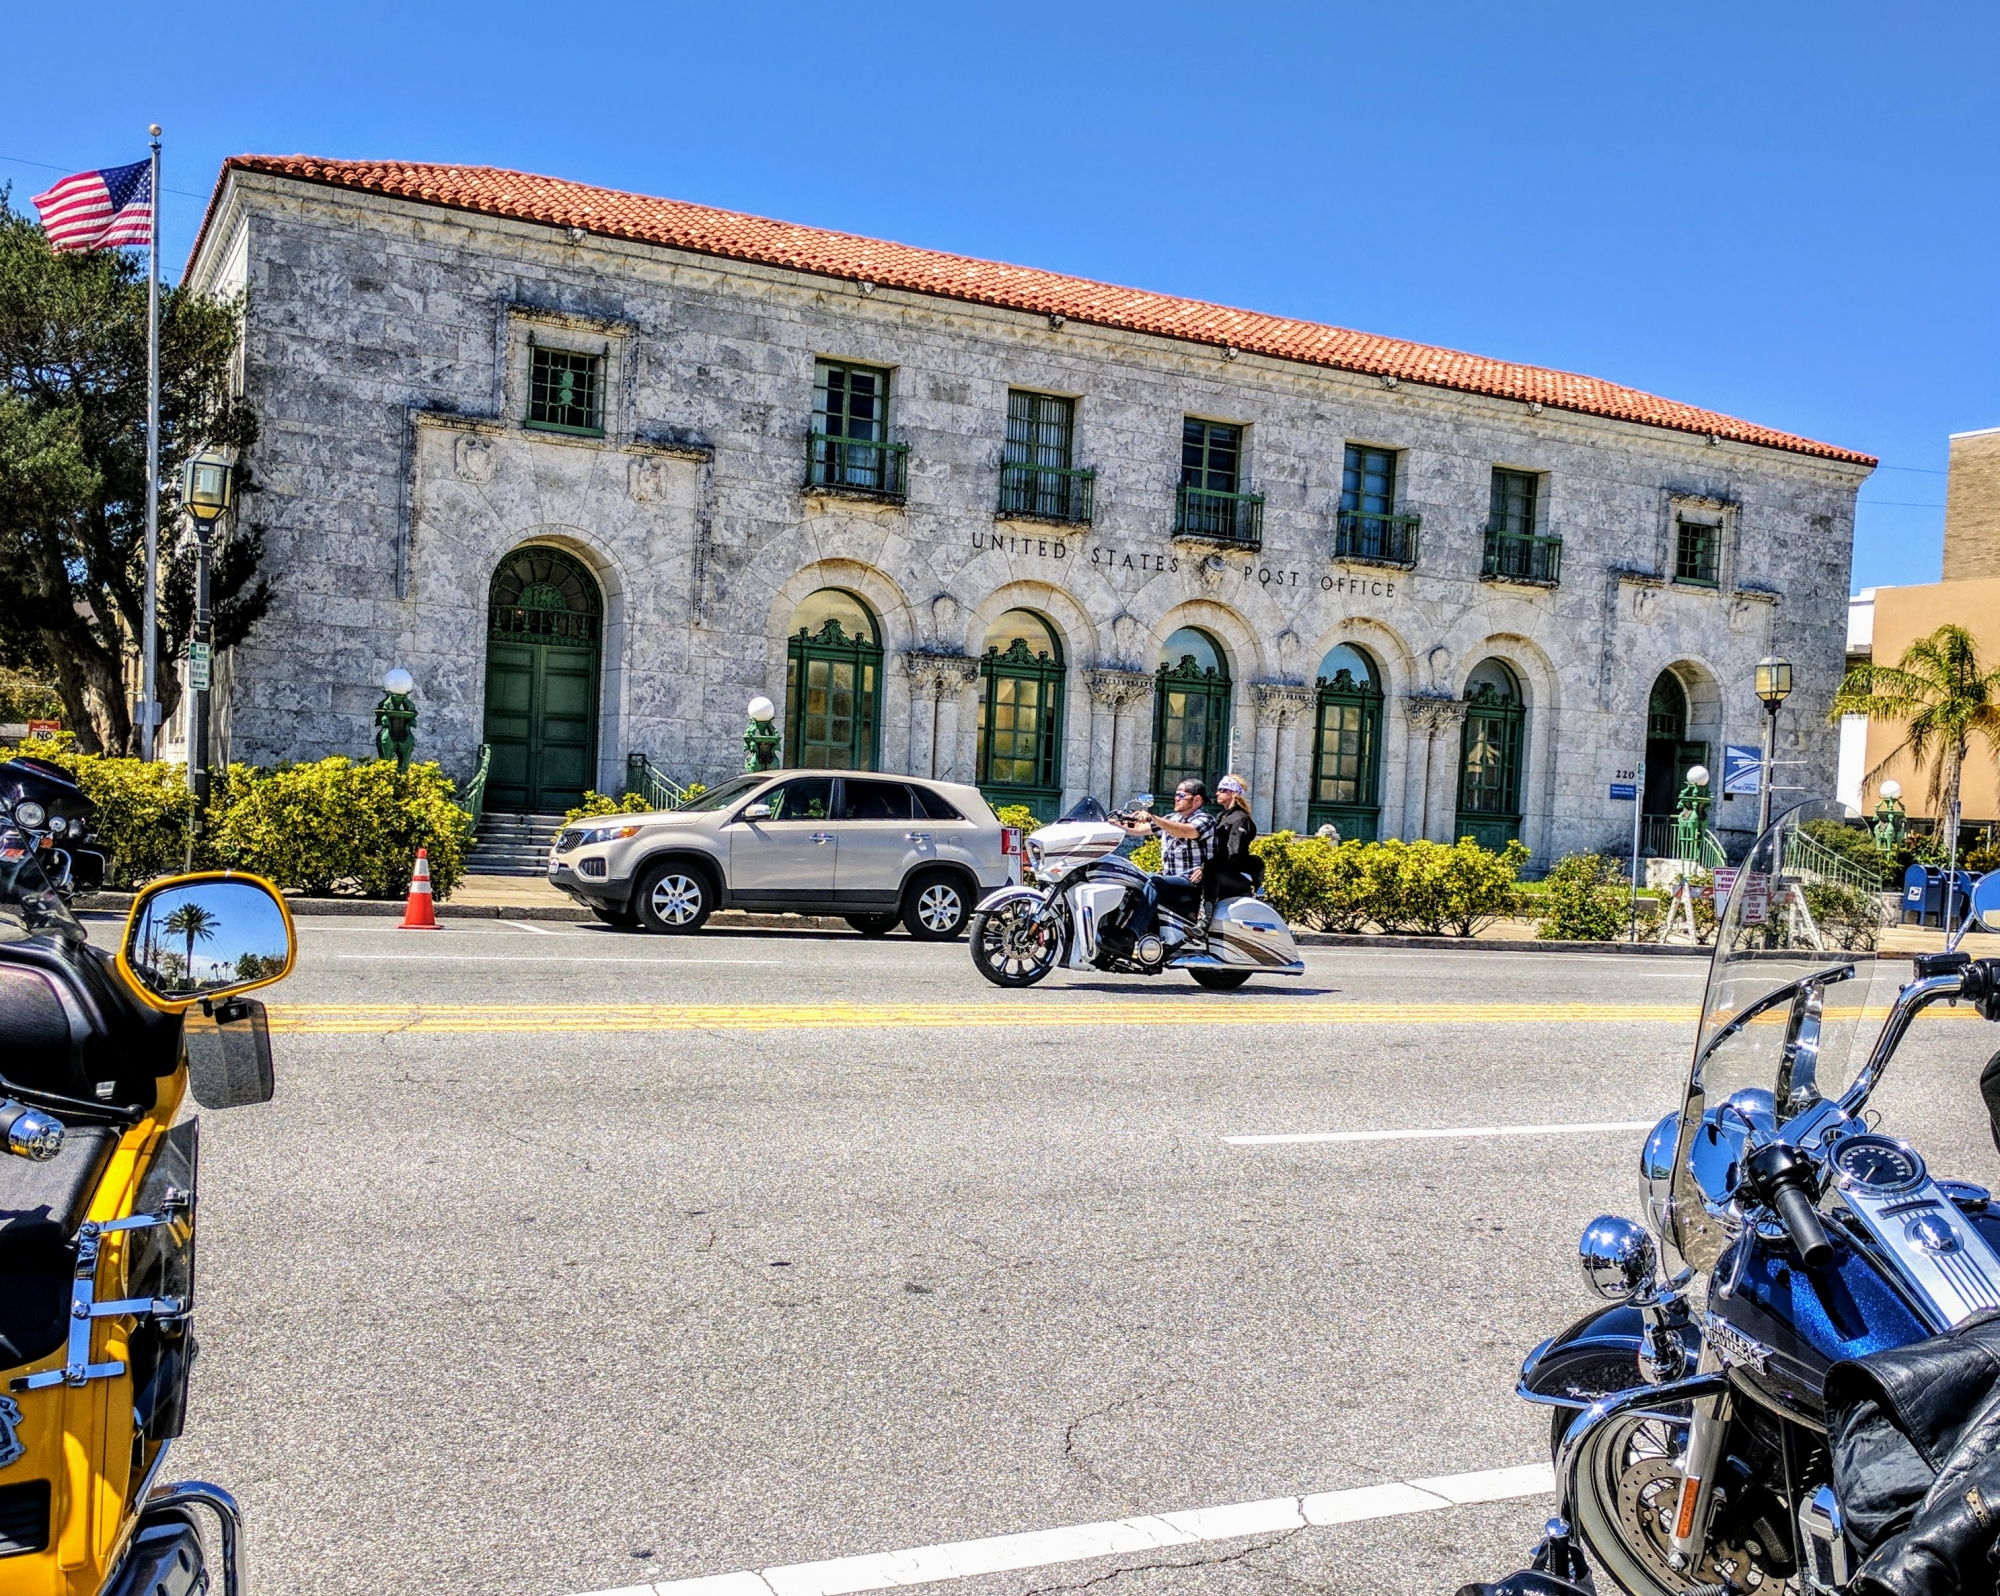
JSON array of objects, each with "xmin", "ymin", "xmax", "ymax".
[
  {"xmin": 14, "ymin": 801, "xmax": 45, "ymax": 828},
  {"xmin": 1831, "ymin": 1134, "xmax": 1927, "ymax": 1195}
]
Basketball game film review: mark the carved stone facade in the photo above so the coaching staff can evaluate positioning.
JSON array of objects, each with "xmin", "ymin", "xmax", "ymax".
[{"xmin": 185, "ymin": 161, "xmax": 1871, "ymax": 862}]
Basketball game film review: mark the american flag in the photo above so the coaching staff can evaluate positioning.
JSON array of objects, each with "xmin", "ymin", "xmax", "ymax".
[{"xmin": 31, "ymin": 159, "xmax": 154, "ymax": 252}]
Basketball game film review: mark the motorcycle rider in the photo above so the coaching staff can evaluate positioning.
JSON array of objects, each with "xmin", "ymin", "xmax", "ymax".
[
  {"xmin": 1203, "ymin": 775, "xmax": 1258, "ymax": 924},
  {"xmin": 1114, "ymin": 779, "xmax": 1214, "ymax": 942}
]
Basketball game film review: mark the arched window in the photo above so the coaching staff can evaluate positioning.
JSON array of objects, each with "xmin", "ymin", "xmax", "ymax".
[
  {"xmin": 1153, "ymin": 627, "xmax": 1231, "ymax": 800},
  {"xmin": 1309, "ymin": 643, "xmax": 1384, "ymax": 840},
  {"xmin": 784, "ymin": 589, "xmax": 882, "ymax": 770},
  {"xmin": 482, "ymin": 546, "xmax": 602, "ymax": 814},
  {"xmin": 1643, "ymin": 668, "xmax": 1709, "ymax": 819},
  {"xmin": 976, "ymin": 609, "xmax": 1066, "ymax": 820},
  {"xmin": 1455, "ymin": 657, "xmax": 1526, "ymax": 849}
]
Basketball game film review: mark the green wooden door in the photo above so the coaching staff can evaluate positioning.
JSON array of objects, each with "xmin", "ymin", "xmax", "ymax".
[{"xmin": 483, "ymin": 547, "xmax": 602, "ymax": 813}]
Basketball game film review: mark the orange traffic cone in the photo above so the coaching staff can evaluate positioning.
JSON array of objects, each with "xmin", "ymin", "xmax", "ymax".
[{"xmin": 400, "ymin": 847, "xmax": 438, "ymax": 929}]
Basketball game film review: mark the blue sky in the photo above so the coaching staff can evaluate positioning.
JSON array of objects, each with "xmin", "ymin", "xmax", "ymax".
[{"xmin": 5, "ymin": 1, "xmax": 1990, "ymax": 592}]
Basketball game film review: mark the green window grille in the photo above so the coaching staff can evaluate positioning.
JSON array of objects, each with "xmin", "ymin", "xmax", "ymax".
[
  {"xmin": 810, "ymin": 360, "xmax": 907, "ymax": 498},
  {"xmin": 1675, "ymin": 519, "xmax": 1720, "ymax": 586},
  {"xmin": 999, "ymin": 391, "xmax": 1093, "ymax": 523},
  {"xmin": 1647, "ymin": 673, "xmax": 1687, "ymax": 741},
  {"xmin": 1152, "ymin": 653, "xmax": 1232, "ymax": 799},
  {"xmin": 488, "ymin": 546, "xmax": 602, "ymax": 642},
  {"xmin": 1175, "ymin": 420, "xmax": 1262, "ymax": 547},
  {"xmin": 1334, "ymin": 444, "xmax": 1418, "ymax": 565},
  {"xmin": 977, "ymin": 637, "xmax": 1067, "ymax": 820},
  {"xmin": 1455, "ymin": 679, "xmax": 1526, "ymax": 849},
  {"xmin": 1481, "ymin": 529, "xmax": 1563, "ymax": 586},
  {"xmin": 1489, "ymin": 468, "xmax": 1539, "ymax": 536},
  {"xmin": 527, "ymin": 345, "xmax": 604, "ymax": 435},
  {"xmin": 785, "ymin": 617, "xmax": 882, "ymax": 770},
  {"xmin": 1307, "ymin": 668, "xmax": 1384, "ymax": 841}
]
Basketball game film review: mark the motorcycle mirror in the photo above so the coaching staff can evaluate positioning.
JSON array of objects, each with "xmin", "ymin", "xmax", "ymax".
[
  {"xmin": 120, "ymin": 873, "xmax": 296, "ymax": 1010},
  {"xmin": 1132, "ymin": 793, "xmax": 1155, "ymax": 809},
  {"xmin": 183, "ymin": 997, "xmax": 276, "ymax": 1110},
  {"xmin": 1974, "ymin": 872, "xmax": 2000, "ymax": 935},
  {"xmin": 1578, "ymin": 1214, "xmax": 1658, "ymax": 1303}
]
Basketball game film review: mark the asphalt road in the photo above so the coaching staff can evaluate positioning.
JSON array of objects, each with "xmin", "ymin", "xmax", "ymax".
[{"xmin": 133, "ymin": 917, "xmax": 2000, "ymax": 1596}]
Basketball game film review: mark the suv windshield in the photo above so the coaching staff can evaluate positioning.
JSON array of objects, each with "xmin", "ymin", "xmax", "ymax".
[{"xmin": 672, "ymin": 774, "xmax": 768, "ymax": 813}]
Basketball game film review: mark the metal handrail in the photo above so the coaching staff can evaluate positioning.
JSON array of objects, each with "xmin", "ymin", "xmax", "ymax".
[
  {"xmin": 1174, "ymin": 484, "xmax": 1265, "ymax": 548},
  {"xmin": 807, "ymin": 432, "xmax": 910, "ymax": 498},
  {"xmin": 1783, "ymin": 827, "xmax": 1882, "ymax": 891},
  {"xmin": 1482, "ymin": 526, "xmax": 1564, "ymax": 586},
  {"xmin": 1638, "ymin": 816, "xmax": 1727, "ymax": 867},
  {"xmin": 998, "ymin": 461, "xmax": 1095, "ymax": 523},
  {"xmin": 625, "ymin": 751, "xmax": 692, "ymax": 812},
  {"xmin": 1333, "ymin": 508, "xmax": 1420, "ymax": 567},
  {"xmin": 463, "ymin": 743, "xmax": 492, "ymax": 829}
]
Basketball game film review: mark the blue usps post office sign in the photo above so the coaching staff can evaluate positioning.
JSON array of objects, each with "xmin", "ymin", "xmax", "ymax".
[{"xmin": 1722, "ymin": 745, "xmax": 1763, "ymax": 795}]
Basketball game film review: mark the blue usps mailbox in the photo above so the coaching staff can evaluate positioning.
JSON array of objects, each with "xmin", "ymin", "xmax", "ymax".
[{"xmin": 1903, "ymin": 864, "xmax": 1974, "ymax": 928}]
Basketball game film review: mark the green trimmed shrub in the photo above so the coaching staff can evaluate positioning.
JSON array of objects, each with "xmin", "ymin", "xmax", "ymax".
[
  {"xmin": 1803, "ymin": 879, "xmax": 1885, "ymax": 951},
  {"xmin": 1534, "ymin": 853, "xmax": 1629, "ymax": 941},
  {"xmin": 1129, "ymin": 836, "xmax": 1162, "ymax": 874},
  {"xmin": 210, "ymin": 757, "xmax": 474, "ymax": 898},
  {"xmin": 566, "ymin": 790, "xmax": 651, "ymax": 823},
  {"xmin": 992, "ymin": 804, "xmax": 1044, "ymax": 835}
]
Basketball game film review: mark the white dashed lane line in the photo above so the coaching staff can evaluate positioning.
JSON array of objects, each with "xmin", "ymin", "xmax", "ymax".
[
  {"xmin": 581, "ymin": 1462, "xmax": 1554, "ymax": 1596},
  {"xmin": 1226, "ymin": 1120, "xmax": 1655, "ymax": 1146}
]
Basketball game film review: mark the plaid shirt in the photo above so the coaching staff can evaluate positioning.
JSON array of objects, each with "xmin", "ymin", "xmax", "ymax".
[{"xmin": 1158, "ymin": 809, "xmax": 1215, "ymax": 877}]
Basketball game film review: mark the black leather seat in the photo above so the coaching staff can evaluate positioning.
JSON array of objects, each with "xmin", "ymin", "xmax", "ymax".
[{"xmin": 1151, "ymin": 876, "xmax": 1204, "ymax": 916}]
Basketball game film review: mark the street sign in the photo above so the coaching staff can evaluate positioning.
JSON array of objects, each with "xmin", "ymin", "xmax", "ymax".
[
  {"xmin": 1740, "ymin": 871, "xmax": 1770, "ymax": 924},
  {"xmin": 1609, "ymin": 782, "xmax": 1638, "ymax": 800},
  {"xmin": 26, "ymin": 719, "xmax": 60, "ymax": 739},
  {"xmin": 1722, "ymin": 745, "xmax": 1763, "ymax": 795},
  {"xmin": 186, "ymin": 641, "xmax": 211, "ymax": 692},
  {"xmin": 1713, "ymin": 867, "xmax": 1739, "ymax": 900}
]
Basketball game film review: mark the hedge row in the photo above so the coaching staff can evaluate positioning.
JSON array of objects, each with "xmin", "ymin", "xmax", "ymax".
[{"xmin": 4, "ymin": 739, "xmax": 473, "ymax": 898}]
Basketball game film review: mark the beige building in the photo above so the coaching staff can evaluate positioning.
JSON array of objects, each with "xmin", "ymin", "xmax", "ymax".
[{"xmin": 1840, "ymin": 427, "xmax": 2000, "ymax": 833}]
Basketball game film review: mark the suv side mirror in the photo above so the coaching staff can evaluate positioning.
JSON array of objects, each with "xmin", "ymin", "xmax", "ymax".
[
  {"xmin": 121, "ymin": 873, "xmax": 296, "ymax": 1008},
  {"xmin": 741, "ymin": 802, "xmax": 773, "ymax": 822}
]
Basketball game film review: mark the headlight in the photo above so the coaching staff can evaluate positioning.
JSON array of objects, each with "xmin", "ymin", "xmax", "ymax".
[
  {"xmin": 14, "ymin": 802, "xmax": 46, "ymax": 829},
  {"xmin": 1026, "ymin": 837, "xmax": 1043, "ymax": 864},
  {"xmin": 577, "ymin": 823, "xmax": 640, "ymax": 847}
]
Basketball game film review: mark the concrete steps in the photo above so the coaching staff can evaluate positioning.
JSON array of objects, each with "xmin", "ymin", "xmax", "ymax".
[{"xmin": 469, "ymin": 811, "xmax": 568, "ymax": 877}]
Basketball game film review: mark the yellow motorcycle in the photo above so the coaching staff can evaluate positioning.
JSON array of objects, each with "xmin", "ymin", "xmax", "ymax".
[{"xmin": 0, "ymin": 843, "xmax": 294, "ymax": 1596}]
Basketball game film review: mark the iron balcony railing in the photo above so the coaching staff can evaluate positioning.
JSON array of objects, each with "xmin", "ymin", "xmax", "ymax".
[
  {"xmin": 997, "ymin": 461, "xmax": 1095, "ymax": 524},
  {"xmin": 1333, "ymin": 509, "xmax": 1421, "ymax": 567},
  {"xmin": 1482, "ymin": 526, "xmax": 1564, "ymax": 586},
  {"xmin": 625, "ymin": 752, "xmax": 695, "ymax": 812},
  {"xmin": 1173, "ymin": 484, "xmax": 1265, "ymax": 549},
  {"xmin": 807, "ymin": 432, "xmax": 910, "ymax": 500}
]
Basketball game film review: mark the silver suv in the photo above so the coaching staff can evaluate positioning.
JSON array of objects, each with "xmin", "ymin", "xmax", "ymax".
[{"xmin": 547, "ymin": 771, "xmax": 1021, "ymax": 938}]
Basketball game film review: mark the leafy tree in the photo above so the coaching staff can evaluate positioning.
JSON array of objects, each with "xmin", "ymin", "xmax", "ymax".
[
  {"xmin": 1831, "ymin": 624, "xmax": 2000, "ymax": 879},
  {"xmin": 0, "ymin": 188, "xmax": 269, "ymax": 753}
]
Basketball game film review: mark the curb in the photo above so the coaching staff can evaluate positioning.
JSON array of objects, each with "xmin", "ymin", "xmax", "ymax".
[{"xmin": 74, "ymin": 891, "xmax": 1713, "ymax": 952}]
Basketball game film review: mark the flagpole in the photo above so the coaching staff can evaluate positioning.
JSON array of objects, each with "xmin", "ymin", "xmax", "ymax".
[{"xmin": 140, "ymin": 124, "xmax": 162, "ymax": 760}]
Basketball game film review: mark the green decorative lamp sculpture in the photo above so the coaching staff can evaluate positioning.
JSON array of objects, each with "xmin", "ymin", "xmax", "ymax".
[
  {"xmin": 375, "ymin": 667, "xmax": 418, "ymax": 772},
  {"xmin": 1674, "ymin": 764, "xmax": 1712, "ymax": 863},
  {"xmin": 1872, "ymin": 780, "xmax": 1906, "ymax": 853},
  {"xmin": 744, "ymin": 695, "xmax": 781, "ymax": 773}
]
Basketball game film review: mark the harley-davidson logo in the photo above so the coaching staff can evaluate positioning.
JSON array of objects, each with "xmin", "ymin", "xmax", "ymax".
[
  {"xmin": 1702, "ymin": 1312, "xmax": 1773, "ymax": 1373},
  {"xmin": 0, "ymin": 1397, "xmax": 22, "ymax": 1469}
]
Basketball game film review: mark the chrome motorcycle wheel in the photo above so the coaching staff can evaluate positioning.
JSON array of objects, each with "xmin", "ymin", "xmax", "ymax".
[
  {"xmin": 968, "ymin": 903, "xmax": 1059, "ymax": 987},
  {"xmin": 1571, "ymin": 1414, "xmax": 1786, "ymax": 1594}
]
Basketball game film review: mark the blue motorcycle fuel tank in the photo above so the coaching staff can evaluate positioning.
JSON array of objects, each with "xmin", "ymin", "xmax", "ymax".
[{"xmin": 1708, "ymin": 1222, "xmax": 1952, "ymax": 1427}]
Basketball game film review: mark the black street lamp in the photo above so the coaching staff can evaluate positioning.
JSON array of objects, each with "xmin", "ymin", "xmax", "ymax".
[
  {"xmin": 1754, "ymin": 656, "xmax": 1792, "ymax": 835},
  {"xmin": 182, "ymin": 450, "xmax": 233, "ymax": 819}
]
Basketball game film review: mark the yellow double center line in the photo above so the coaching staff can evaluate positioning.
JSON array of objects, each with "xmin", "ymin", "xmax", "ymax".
[{"xmin": 265, "ymin": 1000, "xmax": 1709, "ymax": 1035}]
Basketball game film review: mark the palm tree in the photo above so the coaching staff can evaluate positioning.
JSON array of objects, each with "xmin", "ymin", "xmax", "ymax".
[
  {"xmin": 1830, "ymin": 622, "xmax": 2000, "ymax": 931},
  {"xmin": 162, "ymin": 901, "xmax": 220, "ymax": 990}
]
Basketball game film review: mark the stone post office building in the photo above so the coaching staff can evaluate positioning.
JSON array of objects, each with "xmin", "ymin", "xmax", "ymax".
[{"xmin": 185, "ymin": 156, "xmax": 1874, "ymax": 858}]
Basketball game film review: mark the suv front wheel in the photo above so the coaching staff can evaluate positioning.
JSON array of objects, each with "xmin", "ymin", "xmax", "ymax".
[
  {"xmin": 902, "ymin": 870, "xmax": 972, "ymax": 941},
  {"xmin": 636, "ymin": 860, "xmax": 715, "ymax": 934}
]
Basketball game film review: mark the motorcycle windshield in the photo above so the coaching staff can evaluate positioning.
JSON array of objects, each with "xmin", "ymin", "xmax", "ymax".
[
  {"xmin": 1669, "ymin": 798, "xmax": 1892, "ymax": 1269},
  {"xmin": 1059, "ymin": 796, "xmax": 1109, "ymax": 823},
  {"xmin": 0, "ymin": 837, "xmax": 85, "ymax": 946}
]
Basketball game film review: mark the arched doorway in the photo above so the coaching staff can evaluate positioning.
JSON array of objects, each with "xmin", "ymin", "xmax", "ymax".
[
  {"xmin": 976, "ymin": 608, "xmax": 1066, "ymax": 820},
  {"xmin": 1309, "ymin": 642, "xmax": 1384, "ymax": 840},
  {"xmin": 784, "ymin": 589, "xmax": 883, "ymax": 769},
  {"xmin": 1153, "ymin": 626, "xmax": 1231, "ymax": 800},
  {"xmin": 1643, "ymin": 669, "xmax": 1710, "ymax": 820},
  {"xmin": 1455, "ymin": 657, "xmax": 1526, "ymax": 849},
  {"xmin": 483, "ymin": 546, "xmax": 602, "ymax": 814}
]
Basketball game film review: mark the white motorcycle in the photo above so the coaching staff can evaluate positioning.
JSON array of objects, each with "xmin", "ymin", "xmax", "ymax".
[{"xmin": 967, "ymin": 796, "xmax": 1305, "ymax": 991}]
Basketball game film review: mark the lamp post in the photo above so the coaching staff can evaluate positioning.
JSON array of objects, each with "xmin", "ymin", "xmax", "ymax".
[
  {"xmin": 1872, "ymin": 780, "xmax": 1907, "ymax": 855},
  {"xmin": 1674, "ymin": 764, "xmax": 1712, "ymax": 863},
  {"xmin": 1754, "ymin": 655, "xmax": 1792, "ymax": 834},
  {"xmin": 744, "ymin": 695, "xmax": 781, "ymax": 773},
  {"xmin": 181, "ymin": 450, "xmax": 234, "ymax": 814},
  {"xmin": 375, "ymin": 667, "xmax": 418, "ymax": 772}
]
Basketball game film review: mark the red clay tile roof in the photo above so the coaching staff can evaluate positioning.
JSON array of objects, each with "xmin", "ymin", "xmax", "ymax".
[{"xmin": 195, "ymin": 156, "xmax": 1875, "ymax": 468}]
